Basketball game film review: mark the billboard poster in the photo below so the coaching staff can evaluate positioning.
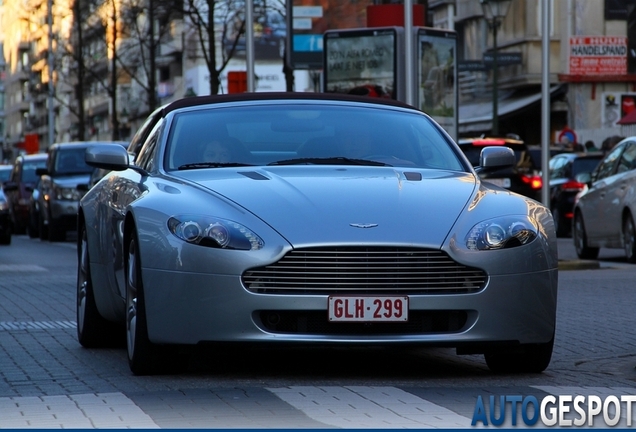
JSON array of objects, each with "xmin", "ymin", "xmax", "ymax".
[
  {"xmin": 569, "ymin": 36, "xmax": 627, "ymax": 75},
  {"xmin": 287, "ymin": 0, "xmax": 373, "ymax": 69},
  {"xmin": 601, "ymin": 92, "xmax": 636, "ymax": 126},
  {"xmin": 323, "ymin": 28, "xmax": 397, "ymax": 99},
  {"xmin": 417, "ymin": 28, "xmax": 457, "ymax": 140}
]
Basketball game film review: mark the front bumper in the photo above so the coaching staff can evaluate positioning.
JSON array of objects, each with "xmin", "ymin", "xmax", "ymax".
[{"xmin": 142, "ymin": 268, "xmax": 557, "ymax": 348}]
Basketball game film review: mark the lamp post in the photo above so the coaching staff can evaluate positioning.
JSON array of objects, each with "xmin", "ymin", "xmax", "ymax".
[{"xmin": 480, "ymin": 0, "xmax": 512, "ymax": 137}]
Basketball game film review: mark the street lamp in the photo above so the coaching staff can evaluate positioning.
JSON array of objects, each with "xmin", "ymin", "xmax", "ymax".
[{"xmin": 481, "ymin": 0, "xmax": 513, "ymax": 137}]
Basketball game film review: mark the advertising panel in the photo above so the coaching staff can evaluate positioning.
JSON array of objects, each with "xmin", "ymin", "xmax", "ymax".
[
  {"xmin": 287, "ymin": 0, "xmax": 373, "ymax": 69},
  {"xmin": 569, "ymin": 36, "xmax": 627, "ymax": 75},
  {"xmin": 602, "ymin": 91, "xmax": 636, "ymax": 126},
  {"xmin": 323, "ymin": 27, "xmax": 401, "ymax": 100},
  {"xmin": 417, "ymin": 28, "xmax": 457, "ymax": 140}
]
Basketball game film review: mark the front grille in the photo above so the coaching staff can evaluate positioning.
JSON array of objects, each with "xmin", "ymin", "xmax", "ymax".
[
  {"xmin": 243, "ymin": 247, "xmax": 487, "ymax": 295},
  {"xmin": 257, "ymin": 310, "xmax": 469, "ymax": 335}
]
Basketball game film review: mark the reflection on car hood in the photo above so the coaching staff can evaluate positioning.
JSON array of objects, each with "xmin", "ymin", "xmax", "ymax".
[
  {"xmin": 179, "ymin": 167, "xmax": 477, "ymax": 247},
  {"xmin": 49, "ymin": 174, "xmax": 91, "ymax": 187}
]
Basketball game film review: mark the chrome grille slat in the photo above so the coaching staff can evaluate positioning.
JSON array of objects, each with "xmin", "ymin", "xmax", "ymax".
[{"xmin": 243, "ymin": 247, "xmax": 487, "ymax": 295}]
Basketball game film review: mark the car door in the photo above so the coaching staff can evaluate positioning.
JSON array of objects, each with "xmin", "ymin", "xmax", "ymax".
[
  {"xmin": 582, "ymin": 143, "xmax": 626, "ymax": 244},
  {"xmin": 603, "ymin": 141, "xmax": 636, "ymax": 245},
  {"xmin": 110, "ymin": 120, "xmax": 164, "ymax": 299}
]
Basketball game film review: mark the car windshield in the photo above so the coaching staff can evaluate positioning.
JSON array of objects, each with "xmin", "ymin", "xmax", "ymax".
[
  {"xmin": 164, "ymin": 104, "xmax": 465, "ymax": 171},
  {"xmin": 54, "ymin": 148, "xmax": 93, "ymax": 175},
  {"xmin": 571, "ymin": 157, "xmax": 602, "ymax": 177},
  {"xmin": 0, "ymin": 168, "xmax": 11, "ymax": 182},
  {"xmin": 23, "ymin": 160, "xmax": 47, "ymax": 183}
]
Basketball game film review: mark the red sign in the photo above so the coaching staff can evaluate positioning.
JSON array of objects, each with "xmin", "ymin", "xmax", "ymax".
[{"xmin": 569, "ymin": 36, "xmax": 627, "ymax": 75}]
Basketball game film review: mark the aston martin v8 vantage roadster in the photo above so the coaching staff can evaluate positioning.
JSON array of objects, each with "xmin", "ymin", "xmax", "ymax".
[{"xmin": 77, "ymin": 93, "xmax": 558, "ymax": 375}]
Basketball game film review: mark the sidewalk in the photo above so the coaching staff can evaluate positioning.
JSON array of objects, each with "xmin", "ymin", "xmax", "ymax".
[{"xmin": 557, "ymin": 237, "xmax": 635, "ymax": 270}]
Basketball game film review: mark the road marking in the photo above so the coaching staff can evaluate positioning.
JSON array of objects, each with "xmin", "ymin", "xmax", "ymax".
[
  {"xmin": 0, "ymin": 392, "xmax": 159, "ymax": 428},
  {"xmin": 0, "ymin": 264, "xmax": 47, "ymax": 272},
  {"xmin": 268, "ymin": 386, "xmax": 472, "ymax": 428},
  {"xmin": 0, "ymin": 321, "xmax": 76, "ymax": 331}
]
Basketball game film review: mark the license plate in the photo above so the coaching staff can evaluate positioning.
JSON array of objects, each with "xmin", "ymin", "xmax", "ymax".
[
  {"xmin": 328, "ymin": 296, "xmax": 409, "ymax": 322},
  {"xmin": 485, "ymin": 177, "xmax": 511, "ymax": 188}
]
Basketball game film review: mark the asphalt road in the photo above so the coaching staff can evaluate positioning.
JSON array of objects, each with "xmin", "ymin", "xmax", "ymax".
[{"xmin": 1, "ymin": 234, "xmax": 636, "ymax": 428}]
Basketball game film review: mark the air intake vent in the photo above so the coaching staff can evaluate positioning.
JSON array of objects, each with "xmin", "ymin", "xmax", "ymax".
[{"xmin": 243, "ymin": 247, "xmax": 487, "ymax": 295}]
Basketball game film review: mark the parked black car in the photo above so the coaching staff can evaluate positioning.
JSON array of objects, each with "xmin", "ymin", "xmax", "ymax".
[
  {"xmin": 548, "ymin": 151, "xmax": 604, "ymax": 237},
  {"xmin": 34, "ymin": 141, "xmax": 125, "ymax": 242},
  {"xmin": 457, "ymin": 136, "xmax": 543, "ymax": 201},
  {"xmin": 2, "ymin": 153, "xmax": 48, "ymax": 235}
]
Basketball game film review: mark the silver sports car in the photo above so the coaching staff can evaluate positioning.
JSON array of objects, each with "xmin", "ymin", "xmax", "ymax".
[{"xmin": 77, "ymin": 93, "xmax": 558, "ymax": 375}]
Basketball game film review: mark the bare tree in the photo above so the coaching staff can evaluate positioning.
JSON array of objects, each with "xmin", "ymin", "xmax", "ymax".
[{"xmin": 181, "ymin": 0, "xmax": 287, "ymax": 95}]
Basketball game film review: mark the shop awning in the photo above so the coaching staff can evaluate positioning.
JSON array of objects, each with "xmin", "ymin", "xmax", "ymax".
[{"xmin": 459, "ymin": 85, "xmax": 566, "ymax": 134}]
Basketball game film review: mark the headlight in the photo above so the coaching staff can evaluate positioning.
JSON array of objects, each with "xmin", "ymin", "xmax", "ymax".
[
  {"xmin": 466, "ymin": 216, "xmax": 537, "ymax": 250},
  {"xmin": 53, "ymin": 186, "xmax": 82, "ymax": 201},
  {"xmin": 168, "ymin": 215, "xmax": 264, "ymax": 250}
]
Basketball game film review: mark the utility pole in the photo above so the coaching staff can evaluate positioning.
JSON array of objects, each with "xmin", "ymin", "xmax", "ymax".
[
  {"xmin": 111, "ymin": 0, "xmax": 119, "ymax": 140},
  {"xmin": 47, "ymin": 0, "xmax": 55, "ymax": 147}
]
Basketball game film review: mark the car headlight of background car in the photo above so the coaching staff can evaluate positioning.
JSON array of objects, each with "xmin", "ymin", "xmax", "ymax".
[
  {"xmin": 466, "ymin": 215, "xmax": 538, "ymax": 250},
  {"xmin": 53, "ymin": 185, "xmax": 83, "ymax": 201},
  {"xmin": 168, "ymin": 214, "xmax": 264, "ymax": 250}
]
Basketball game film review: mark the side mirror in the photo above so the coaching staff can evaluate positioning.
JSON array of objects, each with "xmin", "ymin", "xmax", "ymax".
[
  {"xmin": 575, "ymin": 171, "xmax": 592, "ymax": 186},
  {"xmin": 476, "ymin": 146, "xmax": 515, "ymax": 173}
]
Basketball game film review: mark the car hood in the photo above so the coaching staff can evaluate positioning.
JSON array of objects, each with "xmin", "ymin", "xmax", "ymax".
[
  {"xmin": 50, "ymin": 174, "xmax": 91, "ymax": 187},
  {"xmin": 179, "ymin": 166, "xmax": 477, "ymax": 247}
]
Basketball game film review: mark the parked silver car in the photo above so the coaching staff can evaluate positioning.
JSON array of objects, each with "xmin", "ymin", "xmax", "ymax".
[
  {"xmin": 77, "ymin": 93, "xmax": 558, "ymax": 375},
  {"xmin": 573, "ymin": 136, "xmax": 636, "ymax": 262}
]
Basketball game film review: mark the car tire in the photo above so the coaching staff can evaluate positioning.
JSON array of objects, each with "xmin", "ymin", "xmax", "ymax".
[
  {"xmin": 38, "ymin": 211, "xmax": 48, "ymax": 241},
  {"xmin": 573, "ymin": 212, "xmax": 599, "ymax": 259},
  {"xmin": 48, "ymin": 217, "xmax": 65, "ymax": 242},
  {"xmin": 484, "ymin": 336, "xmax": 554, "ymax": 373},
  {"xmin": 0, "ymin": 233, "xmax": 11, "ymax": 245},
  {"xmin": 77, "ymin": 224, "xmax": 120, "ymax": 347},
  {"xmin": 623, "ymin": 213, "xmax": 636, "ymax": 263},
  {"xmin": 552, "ymin": 207, "xmax": 568, "ymax": 237},
  {"xmin": 28, "ymin": 209, "xmax": 39, "ymax": 238},
  {"xmin": 126, "ymin": 232, "xmax": 178, "ymax": 375}
]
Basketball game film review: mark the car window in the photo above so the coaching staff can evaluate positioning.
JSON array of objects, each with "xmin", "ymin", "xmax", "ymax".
[
  {"xmin": 616, "ymin": 142, "xmax": 636, "ymax": 174},
  {"xmin": 135, "ymin": 120, "xmax": 164, "ymax": 171},
  {"xmin": 53, "ymin": 148, "xmax": 93, "ymax": 175},
  {"xmin": 164, "ymin": 104, "xmax": 465, "ymax": 171},
  {"xmin": 571, "ymin": 157, "xmax": 602, "ymax": 178},
  {"xmin": 0, "ymin": 167, "xmax": 11, "ymax": 182},
  {"xmin": 128, "ymin": 106, "xmax": 164, "ymax": 160},
  {"xmin": 592, "ymin": 143, "xmax": 625, "ymax": 181},
  {"xmin": 22, "ymin": 159, "xmax": 48, "ymax": 183},
  {"xmin": 549, "ymin": 156, "xmax": 567, "ymax": 179}
]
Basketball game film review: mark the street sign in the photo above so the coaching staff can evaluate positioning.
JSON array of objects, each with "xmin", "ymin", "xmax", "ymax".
[{"xmin": 482, "ymin": 52, "xmax": 523, "ymax": 68}]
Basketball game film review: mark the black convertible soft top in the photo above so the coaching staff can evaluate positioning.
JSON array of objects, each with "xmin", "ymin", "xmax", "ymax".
[{"xmin": 162, "ymin": 92, "xmax": 421, "ymax": 116}]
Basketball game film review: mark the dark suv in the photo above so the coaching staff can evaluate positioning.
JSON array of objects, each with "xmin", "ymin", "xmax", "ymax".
[
  {"xmin": 34, "ymin": 142, "xmax": 98, "ymax": 241},
  {"xmin": 458, "ymin": 136, "xmax": 543, "ymax": 201},
  {"xmin": 3, "ymin": 153, "xmax": 48, "ymax": 235}
]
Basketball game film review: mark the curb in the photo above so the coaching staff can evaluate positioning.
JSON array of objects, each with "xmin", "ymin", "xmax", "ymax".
[{"xmin": 558, "ymin": 260, "xmax": 601, "ymax": 271}]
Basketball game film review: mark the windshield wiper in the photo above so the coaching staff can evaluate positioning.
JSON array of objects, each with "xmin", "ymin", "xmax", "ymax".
[
  {"xmin": 178, "ymin": 162, "xmax": 253, "ymax": 170},
  {"xmin": 267, "ymin": 157, "xmax": 391, "ymax": 167}
]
